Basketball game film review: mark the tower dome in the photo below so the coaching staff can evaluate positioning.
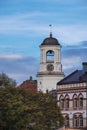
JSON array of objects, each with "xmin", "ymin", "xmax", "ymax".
[{"xmin": 41, "ymin": 33, "xmax": 60, "ymax": 46}]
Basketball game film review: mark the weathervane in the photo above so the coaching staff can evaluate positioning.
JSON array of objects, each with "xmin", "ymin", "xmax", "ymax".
[{"xmin": 49, "ymin": 24, "xmax": 52, "ymax": 37}]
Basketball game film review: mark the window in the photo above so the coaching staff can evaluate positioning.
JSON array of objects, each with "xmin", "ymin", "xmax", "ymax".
[
  {"xmin": 73, "ymin": 114, "xmax": 83, "ymax": 128},
  {"xmin": 73, "ymin": 95, "xmax": 78, "ymax": 108},
  {"xmin": 46, "ymin": 50, "xmax": 54, "ymax": 61},
  {"xmin": 74, "ymin": 98, "xmax": 77, "ymax": 108},
  {"xmin": 60, "ymin": 95, "xmax": 64, "ymax": 109},
  {"xmin": 61, "ymin": 99, "xmax": 64, "ymax": 109},
  {"xmin": 65, "ymin": 95, "xmax": 69, "ymax": 109},
  {"xmin": 79, "ymin": 115, "xmax": 83, "ymax": 127},
  {"xmin": 79, "ymin": 94, "xmax": 83, "ymax": 108},
  {"xmin": 73, "ymin": 115, "xmax": 78, "ymax": 127},
  {"xmin": 65, "ymin": 116, "xmax": 69, "ymax": 127}
]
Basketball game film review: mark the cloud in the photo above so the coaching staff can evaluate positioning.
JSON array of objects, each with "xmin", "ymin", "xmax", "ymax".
[
  {"xmin": 0, "ymin": 54, "xmax": 39, "ymax": 85},
  {"xmin": 62, "ymin": 56, "xmax": 83, "ymax": 76},
  {"xmin": 0, "ymin": 0, "xmax": 87, "ymax": 44},
  {"xmin": 0, "ymin": 7, "xmax": 87, "ymax": 43},
  {"xmin": 0, "ymin": 13, "xmax": 87, "ymax": 44},
  {"xmin": 54, "ymin": 25, "xmax": 87, "ymax": 44},
  {"xmin": 62, "ymin": 41, "xmax": 87, "ymax": 57},
  {"xmin": 62, "ymin": 56, "xmax": 82, "ymax": 69},
  {"xmin": 61, "ymin": 41, "xmax": 87, "ymax": 75},
  {"xmin": 0, "ymin": 54, "xmax": 23, "ymax": 60},
  {"xmin": 0, "ymin": 13, "xmax": 49, "ymax": 37}
]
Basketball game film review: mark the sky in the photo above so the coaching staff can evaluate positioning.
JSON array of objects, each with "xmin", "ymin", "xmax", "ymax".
[{"xmin": 0, "ymin": 0, "xmax": 87, "ymax": 85}]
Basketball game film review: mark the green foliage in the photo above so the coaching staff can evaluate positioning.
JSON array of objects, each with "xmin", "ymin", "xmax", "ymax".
[
  {"xmin": 0, "ymin": 74, "xmax": 64, "ymax": 130},
  {"xmin": 0, "ymin": 87, "xmax": 64, "ymax": 130},
  {"xmin": 0, "ymin": 73, "xmax": 16, "ymax": 87},
  {"xmin": 0, "ymin": 87, "xmax": 28, "ymax": 130}
]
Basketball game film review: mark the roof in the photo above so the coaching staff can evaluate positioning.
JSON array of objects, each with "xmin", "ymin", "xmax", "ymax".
[
  {"xmin": 41, "ymin": 33, "xmax": 60, "ymax": 46},
  {"xmin": 19, "ymin": 77, "xmax": 37, "ymax": 93},
  {"xmin": 57, "ymin": 70, "xmax": 87, "ymax": 85}
]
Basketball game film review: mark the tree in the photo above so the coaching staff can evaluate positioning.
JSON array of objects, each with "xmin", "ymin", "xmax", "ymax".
[
  {"xmin": 0, "ymin": 74, "xmax": 64, "ymax": 130},
  {"xmin": 27, "ymin": 93, "xmax": 64, "ymax": 130},
  {"xmin": 0, "ymin": 87, "xmax": 31, "ymax": 130},
  {"xmin": 0, "ymin": 87, "xmax": 64, "ymax": 130},
  {"xmin": 0, "ymin": 73, "xmax": 16, "ymax": 87}
]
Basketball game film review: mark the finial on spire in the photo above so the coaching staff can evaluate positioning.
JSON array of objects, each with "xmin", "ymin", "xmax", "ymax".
[{"xmin": 49, "ymin": 24, "xmax": 52, "ymax": 37}]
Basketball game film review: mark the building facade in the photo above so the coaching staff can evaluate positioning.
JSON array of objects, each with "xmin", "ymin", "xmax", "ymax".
[
  {"xmin": 37, "ymin": 32, "xmax": 64, "ymax": 92},
  {"xmin": 57, "ymin": 62, "xmax": 87, "ymax": 130}
]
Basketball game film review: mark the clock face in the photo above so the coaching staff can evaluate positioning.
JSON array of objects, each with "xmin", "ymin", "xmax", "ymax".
[{"xmin": 47, "ymin": 64, "xmax": 54, "ymax": 71}]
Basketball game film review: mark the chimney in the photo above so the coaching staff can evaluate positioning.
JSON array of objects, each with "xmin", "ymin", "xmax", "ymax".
[
  {"xmin": 82, "ymin": 62, "xmax": 87, "ymax": 74},
  {"xmin": 29, "ymin": 76, "xmax": 32, "ymax": 81}
]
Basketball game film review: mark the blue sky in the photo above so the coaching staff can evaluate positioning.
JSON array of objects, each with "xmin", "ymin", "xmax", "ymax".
[{"xmin": 0, "ymin": 0, "xmax": 87, "ymax": 85}]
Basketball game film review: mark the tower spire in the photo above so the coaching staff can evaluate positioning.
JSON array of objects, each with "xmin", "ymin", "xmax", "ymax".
[{"xmin": 49, "ymin": 24, "xmax": 52, "ymax": 38}]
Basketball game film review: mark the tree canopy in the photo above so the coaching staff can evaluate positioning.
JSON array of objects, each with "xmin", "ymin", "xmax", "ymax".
[
  {"xmin": 0, "ymin": 73, "xmax": 16, "ymax": 87},
  {"xmin": 0, "ymin": 73, "xmax": 64, "ymax": 130}
]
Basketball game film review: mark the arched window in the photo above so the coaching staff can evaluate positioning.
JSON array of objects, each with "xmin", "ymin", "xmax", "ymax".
[
  {"xmin": 65, "ymin": 95, "xmax": 69, "ymax": 109},
  {"xmin": 65, "ymin": 115, "xmax": 69, "ymax": 127},
  {"xmin": 60, "ymin": 95, "xmax": 64, "ymax": 109},
  {"xmin": 79, "ymin": 94, "xmax": 83, "ymax": 108},
  {"xmin": 79, "ymin": 115, "xmax": 83, "ymax": 127},
  {"xmin": 46, "ymin": 50, "xmax": 54, "ymax": 62},
  {"xmin": 73, "ymin": 95, "xmax": 78, "ymax": 108},
  {"xmin": 73, "ymin": 115, "xmax": 78, "ymax": 127}
]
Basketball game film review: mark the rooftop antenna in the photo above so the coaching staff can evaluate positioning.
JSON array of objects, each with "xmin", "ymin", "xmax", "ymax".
[{"xmin": 49, "ymin": 24, "xmax": 52, "ymax": 37}]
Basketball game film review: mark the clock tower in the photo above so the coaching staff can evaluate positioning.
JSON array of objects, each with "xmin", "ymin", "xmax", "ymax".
[{"xmin": 37, "ymin": 32, "xmax": 64, "ymax": 92}]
